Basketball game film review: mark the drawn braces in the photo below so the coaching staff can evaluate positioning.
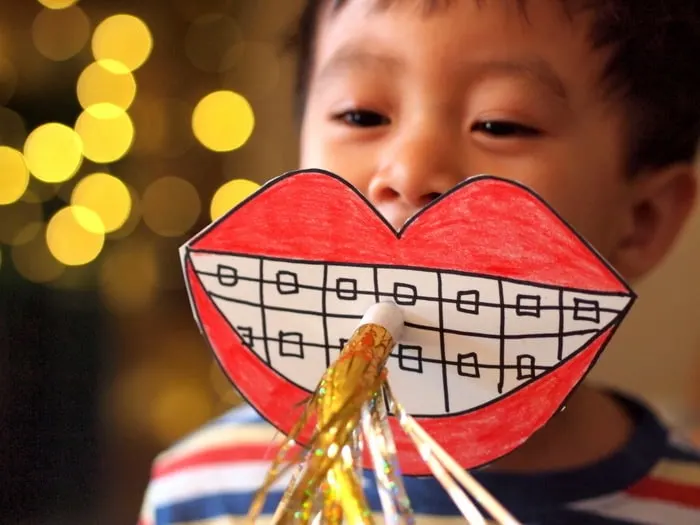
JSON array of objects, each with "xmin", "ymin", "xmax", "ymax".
[{"xmin": 189, "ymin": 250, "xmax": 633, "ymax": 417}]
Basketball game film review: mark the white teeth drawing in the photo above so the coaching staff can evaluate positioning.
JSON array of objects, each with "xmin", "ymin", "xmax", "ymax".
[{"xmin": 190, "ymin": 251, "xmax": 633, "ymax": 417}]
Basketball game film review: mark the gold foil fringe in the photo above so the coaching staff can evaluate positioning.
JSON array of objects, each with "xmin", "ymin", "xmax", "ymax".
[{"xmin": 248, "ymin": 322, "xmax": 521, "ymax": 525}]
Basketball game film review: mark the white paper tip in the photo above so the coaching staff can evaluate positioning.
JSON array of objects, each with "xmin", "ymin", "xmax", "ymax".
[{"xmin": 361, "ymin": 302, "xmax": 404, "ymax": 342}]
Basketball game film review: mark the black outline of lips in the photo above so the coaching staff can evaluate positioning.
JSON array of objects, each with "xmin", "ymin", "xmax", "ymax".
[{"xmin": 181, "ymin": 169, "xmax": 636, "ymax": 475}]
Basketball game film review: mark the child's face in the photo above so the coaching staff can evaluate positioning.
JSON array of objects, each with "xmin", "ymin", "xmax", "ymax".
[{"xmin": 298, "ymin": 0, "xmax": 654, "ymax": 277}]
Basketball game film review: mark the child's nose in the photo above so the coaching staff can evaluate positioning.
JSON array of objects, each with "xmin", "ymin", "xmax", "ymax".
[
  {"xmin": 367, "ymin": 170, "xmax": 444, "ymax": 211},
  {"xmin": 367, "ymin": 129, "xmax": 463, "ymax": 216}
]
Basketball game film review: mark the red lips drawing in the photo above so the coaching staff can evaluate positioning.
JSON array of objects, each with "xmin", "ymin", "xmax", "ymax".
[{"xmin": 181, "ymin": 169, "xmax": 635, "ymax": 475}]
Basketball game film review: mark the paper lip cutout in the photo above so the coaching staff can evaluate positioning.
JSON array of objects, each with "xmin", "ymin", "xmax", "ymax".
[
  {"xmin": 180, "ymin": 168, "xmax": 636, "ymax": 475},
  {"xmin": 186, "ymin": 169, "xmax": 632, "ymax": 294}
]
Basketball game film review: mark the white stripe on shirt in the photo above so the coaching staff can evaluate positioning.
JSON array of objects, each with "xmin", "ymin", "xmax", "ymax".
[
  {"xmin": 570, "ymin": 492, "xmax": 700, "ymax": 524},
  {"xmin": 149, "ymin": 462, "xmax": 291, "ymax": 508}
]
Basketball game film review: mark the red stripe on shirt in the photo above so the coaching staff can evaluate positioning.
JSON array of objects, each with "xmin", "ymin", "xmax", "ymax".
[
  {"xmin": 627, "ymin": 477, "xmax": 700, "ymax": 508},
  {"xmin": 153, "ymin": 443, "xmax": 300, "ymax": 479}
]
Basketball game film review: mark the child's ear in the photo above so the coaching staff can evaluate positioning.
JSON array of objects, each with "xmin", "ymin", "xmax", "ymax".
[{"xmin": 611, "ymin": 162, "xmax": 697, "ymax": 281}]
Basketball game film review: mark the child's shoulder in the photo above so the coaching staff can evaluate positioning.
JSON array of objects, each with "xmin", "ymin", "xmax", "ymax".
[
  {"xmin": 650, "ymin": 430, "xmax": 700, "ymax": 491},
  {"xmin": 151, "ymin": 403, "xmax": 279, "ymax": 476},
  {"xmin": 664, "ymin": 431, "xmax": 700, "ymax": 462},
  {"xmin": 140, "ymin": 404, "xmax": 281, "ymax": 524},
  {"xmin": 565, "ymin": 397, "xmax": 700, "ymax": 523},
  {"xmin": 617, "ymin": 393, "xmax": 700, "ymax": 498}
]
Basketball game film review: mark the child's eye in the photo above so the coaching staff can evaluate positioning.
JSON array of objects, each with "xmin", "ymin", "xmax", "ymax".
[
  {"xmin": 333, "ymin": 110, "xmax": 390, "ymax": 128},
  {"xmin": 471, "ymin": 120, "xmax": 541, "ymax": 137}
]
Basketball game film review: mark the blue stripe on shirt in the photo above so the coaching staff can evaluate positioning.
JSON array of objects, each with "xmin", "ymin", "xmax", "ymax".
[
  {"xmin": 532, "ymin": 509, "xmax": 639, "ymax": 525},
  {"xmin": 217, "ymin": 403, "xmax": 266, "ymax": 425},
  {"xmin": 156, "ymin": 492, "xmax": 284, "ymax": 524},
  {"xmin": 154, "ymin": 492, "xmax": 641, "ymax": 525},
  {"xmin": 663, "ymin": 445, "xmax": 700, "ymax": 463},
  {"xmin": 147, "ymin": 392, "xmax": 700, "ymax": 525}
]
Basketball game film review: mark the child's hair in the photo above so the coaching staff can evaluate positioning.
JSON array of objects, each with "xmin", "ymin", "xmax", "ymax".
[{"xmin": 288, "ymin": 0, "xmax": 700, "ymax": 175}]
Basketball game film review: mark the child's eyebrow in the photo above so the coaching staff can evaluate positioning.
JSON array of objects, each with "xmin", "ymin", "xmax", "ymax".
[
  {"xmin": 315, "ymin": 44, "xmax": 568, "ymax": 102},
  {"xmin": 315, "ymin": 46, "xmax": 404, "ymax": 84},
  {"xmin": 481, "ymin": 58, "xmax": 568, "ymax": 101}
]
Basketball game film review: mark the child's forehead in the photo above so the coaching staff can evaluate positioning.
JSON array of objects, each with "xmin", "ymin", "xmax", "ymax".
[
  {"xmin": 307, "ymin": 0, "xmax": 612, "ymax": 126},
  {"xmin": 323, "ymin": 0, "xmax": 469, "ymax": 20},
  {"xmin": 314, "ymin": 0, "xmax": 590, "ymax": 71},
  {"xmin": 317, "ymin": 0, "xmax": 582, "ymax": 39},
  {"xmin": 328, "ymin": 0, "xmax": 455, "ymax": 12},
  {"xmin": 322, "ymin": 0, "xmax": 569, "ymax": 17}
]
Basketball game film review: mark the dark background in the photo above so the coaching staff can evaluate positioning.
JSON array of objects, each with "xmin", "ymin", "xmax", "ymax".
[{"xmin": 0, "ymin": 2, "xmax": 300, "ymax": 523}]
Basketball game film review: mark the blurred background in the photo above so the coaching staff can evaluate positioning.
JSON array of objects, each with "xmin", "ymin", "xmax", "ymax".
[{"xmin": 0, "ymin": 1, "xmax": 698, "ymax": 524}]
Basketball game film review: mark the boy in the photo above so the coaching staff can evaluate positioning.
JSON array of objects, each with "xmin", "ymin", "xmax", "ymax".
[{"xmin": 140, "ymin": 1, "xmax": 700, "ymax": 523}]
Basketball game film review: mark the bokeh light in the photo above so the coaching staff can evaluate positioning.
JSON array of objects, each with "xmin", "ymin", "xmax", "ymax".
[
  {"xmin": 71, "ymin": 172, "xmax": 132, "ymax": 233},
  {"xmin": 151, "ymin": 329, "xmax": 214, "ymax": 443},
  {"xmin": 142, "ymin": 176, "xmax": 201, "ymax": 237},
  {"xmin": 110, "ymin": 360, "xmax": 214, "ymax": 444},
  {"xmin": 77, "ymin": 60, "xmax": 136, "ymax": 111},
  {"xmin": 0, "ymin": 199, "xmax": 42, "ymax": 245},
  {"xmin": 107, "ymin": 183, "xmax": 141, "ymax": 239},
  {"xmin": 0, "ymin": 107, "xmax": 27, "ymax": 148},
  {"xmin": 210, "ymin": 179, "xmax": 260, "ymax": 221},
  {"xmin": 92, "ymin": 14, "xmax": 152, "ymax": 72},
  {"xmin": 13, "ymin": 222, "xmax": 43, "ymax": 246},
  {"xmin": 108, "ymin": 362, "xmax": 162, "ymax": 438},
  {"xmin": 74, "ymin": 106, "xmax": 134, "ymax": 164},
  {"xmin": 38, "ymin": 0, "xmax": 79, "ymax": 8},
  {"xmin": 0, "ymin": 57, "xmax": 17, "ymax": 105},
  {"xmin": 0, "ymin": 147, "xmax": 30, "ymax": 205},
  {"xmin": 23, "ymin": 123, "xmax": 83, "ymax": 183},
  {"xmin": 32, "ymin": 5, "xmax": 91, "ymax": 62},
  {"xmin": 11, "ymin": 227, "xmax": 65, "ymax": 283},
  {"xmin": 184, "ymin": 14, "xmax": 241, "ymax": 73},
  {"xmin": 192, "ymin": 90, "xmax": 255, "ymax": 152},
  {"xmin": 46, "ymin": 206, "xmax": 105, "ymax": 266},
  {"xmin": 99, "ymin": 238, "xmax": 158, "ymax": 314},
  {"xmin": 150, "ymin": 381, "xmax": 214, "ymax": 444}
]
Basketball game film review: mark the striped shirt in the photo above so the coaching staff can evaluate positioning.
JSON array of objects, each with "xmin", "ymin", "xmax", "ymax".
[{"xmin": 139, "ymin": 393, "xmax": 700, "ymax": 524}]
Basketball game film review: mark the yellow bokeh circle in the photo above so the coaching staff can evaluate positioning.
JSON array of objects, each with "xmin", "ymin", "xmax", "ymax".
[
  {"xmin": 0, "ymin": 107, "xmax": 27, "ymax": 149},
  {"xmin": 71, "ymin": 172, "xmax": 132, "ymax": 233},
  {"xmin": 38, "ymin": 0, "xmax": 79, "ymax": 8},
  {"xmin": 32, "ymin": 6, "xmax": 90, "ymax": 62},
  {"xmin": 46, "ymin": 206, "xmax": 105, "ymax": 266},
  {"xmin": 150, "ymin": 382, "xmax": 213, "ymax": 444},
  {"xmin": 99, "ymin": 238, "xmax": 158, "ymax": 314},
  {"xmin": 92, "ymin": 14, "xmax": 153, "ymax": 72},
  {"xmin": 210, "ymin": 179, "xmax": 260, "ymax": 221},
  {"xmin": 192, "ymin": 90, "xmax": 255, "ymax": 152},
  {"xmin": 75, "ymin": 106, "xmax": 134, "ymax": 163},
  {"xmin": 107, "ymin": 184, "xmax": 141, "ymax": 239},
  {"xmin": 23, "ymin": 123, "xmax": 83, "ymax": 183},
  {"xmin": 12, "ymin": 229, "xmax": 65, "ymax": 283},
  {"xmin": 0, "ymin": 147, "xmax": 30, "ymax": 205},
  {"xmin": 77, "ymin": 60, "xmax": 136, "ymax": 111},
  {"xmin": 0, "ymin": 199, "xmax": 43, "ymax": 246}
]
